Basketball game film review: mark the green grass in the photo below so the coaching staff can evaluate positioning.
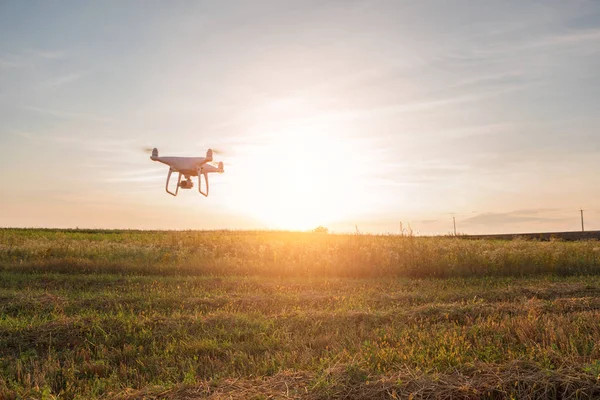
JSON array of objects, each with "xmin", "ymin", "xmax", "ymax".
[{"xmin": 1, "ymin": 229, "xmax": 600, "ymax": 399}]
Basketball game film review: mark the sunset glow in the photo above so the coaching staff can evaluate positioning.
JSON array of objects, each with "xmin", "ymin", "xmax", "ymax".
[{"xmin": 222, "ymin": 125, "xmax": 373, "ymax": 230}]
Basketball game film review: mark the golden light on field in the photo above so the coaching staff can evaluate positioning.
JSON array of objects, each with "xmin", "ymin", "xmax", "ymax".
[{"xmin": 223, "ymin": 125, "xmax": 371, "ymax": 230}]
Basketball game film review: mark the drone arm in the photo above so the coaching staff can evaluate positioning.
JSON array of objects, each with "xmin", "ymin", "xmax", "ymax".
[
  {"xmin": 165, "ymin": 168, "xmax": 181, "ymax": 196},
  {"xmin": 197, "ymin": 167, "xmax": 209, "ymax": 197},
  {"xmin": 201, "ymin": 163, "xmax": 223, "ymax": 173}
]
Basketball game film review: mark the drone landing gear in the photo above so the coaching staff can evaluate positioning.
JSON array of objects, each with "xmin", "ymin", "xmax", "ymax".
[
  {"xmin": 164, "ymin": 168, "xmax": 211, "ymax": 197},
  {"xmin": 197, "ymin": 167, "xmax": 209, "ymax": 197},
  {"xmin": 165, "ymin": 169, "xmax": 194, "ymax": 196},
  {"xmin": 165, "ymin": 169, "xmax": 180, "ymax": 196}
]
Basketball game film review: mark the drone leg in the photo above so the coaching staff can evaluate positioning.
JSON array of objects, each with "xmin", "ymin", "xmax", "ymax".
[
  {"xmin": 165, "ymin": 169, "xmax": 181, "ymax": 196},
  {"xmin": 197, "ymin": 168, "xmax": 209, "ymax": 197},
  {"xmin": 176, "ymin": 173, "xmax": 182, "ymax": 195}
]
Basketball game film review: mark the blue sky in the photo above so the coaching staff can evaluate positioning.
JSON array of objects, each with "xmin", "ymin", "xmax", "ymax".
[{"xmin": 1, "ymin": 1, "xmax": 599, "ymax": 234}]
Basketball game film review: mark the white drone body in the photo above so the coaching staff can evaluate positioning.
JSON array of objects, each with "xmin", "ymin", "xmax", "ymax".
[{"xmin": 150, "ymin": 148, "xmax": 224, "ymax": 197}]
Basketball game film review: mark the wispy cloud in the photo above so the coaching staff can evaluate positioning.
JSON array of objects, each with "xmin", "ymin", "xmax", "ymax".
[
  {"xmin": 218, "ymin": 81, "xmax": 534, "ymax": 136},
  {"xmin": 524, "ymin": 28, "xmax": 600, "ymax": 51},
  {"xmin": 23, "ymin": 49, "xmax": 66, "ymax": 60},
  {"xmin": 104, "ymin": 171, "xmax": 166, "ymax": 183},
  {"xmin": 0, "ymin": 48, "xmax": 66, "ymax": 68},
  {"xmin": 462, "ymin": 209, "xmax": 571, "ymax": 227},
  {"xmin": 14, "ymin": 131, "xmax": 44, "ymax": 145},
  {"xmin": 23, "ymin": 105, "xmax": 112, "ymax": 123},
  {"xmin": 14, "ymin": 130, "xmax": 138, "ymax": 160},
  {"xmin": 41, "ymin": 71, "xmax": 87, "ymax": 88},
  {"xmin": 0, "ymin": 57, "xmax": 22, "ymax": 68},
  {"xmin": 455, "ymin": 27, "xmax": 600, "ymax": 66}
]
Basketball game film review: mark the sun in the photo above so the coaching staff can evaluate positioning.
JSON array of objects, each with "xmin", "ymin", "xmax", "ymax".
[{"xmin": 222, "ymin": 126, "xmax": 370, "ymax": 231}]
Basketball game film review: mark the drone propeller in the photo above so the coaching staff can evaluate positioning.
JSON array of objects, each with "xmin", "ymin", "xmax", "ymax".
[
  {"xmin": 211, "ymin": 160, "xmax": 233, "ymax": 167},
  {"xmin": 141, "ymin": 147, "xmax": 159, "ymax": 158},
  {"xmin": 210, "ymin": 148, "xmax": 229, "ymax": 156}
]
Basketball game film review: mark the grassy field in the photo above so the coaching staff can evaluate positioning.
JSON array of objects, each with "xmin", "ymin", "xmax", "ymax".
[{"xmin": 1, "ymin": 229, "xmax": 600, "ymax": 399}]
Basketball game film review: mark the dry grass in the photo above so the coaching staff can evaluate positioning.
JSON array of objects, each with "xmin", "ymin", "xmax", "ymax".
[
  {"xmin": 118, "ymin": 362, "xmax": 600, "ymax": 400},
  {"xmin": 2, "ymin": 228, "xmax": 600, "ymax": 278}
]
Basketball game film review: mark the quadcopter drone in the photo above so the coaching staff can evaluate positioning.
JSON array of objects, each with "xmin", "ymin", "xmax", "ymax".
[{"xmin": 150, "ymin": 148, "xmax": 224, "ymax": 197}]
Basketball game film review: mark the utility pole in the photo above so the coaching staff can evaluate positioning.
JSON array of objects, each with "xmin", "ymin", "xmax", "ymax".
[
  {"xmin": 580, "ymin": 208, "xmax": 585, "ymax": 232},
  {"xmin": 453, "ymin": 216, "xmax": 457, "ymax": 236}
]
